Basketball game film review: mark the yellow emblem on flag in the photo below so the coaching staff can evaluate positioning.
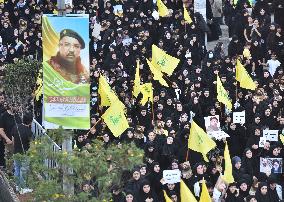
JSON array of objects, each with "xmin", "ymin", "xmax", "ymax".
[
  {"xmin": 217, "ymin": 75, "xmax": 232, "ymax": 110},
  {"xmin": 200, "ymin": 179, "xmax": 211, "ymax": 202},
  {"xmin": 183, "ymin": 5, "xmax": 193, "ymax": 24},
  {"xmin": 140, "ymin": 83, "xmax": 153, "ymax": 106},
  {"xmin": 133, "ymin": 60, "xmax": 141, "ymax": 98},
  {"xmin": 157, "ymin": 0, "xmax": 169, "ymax": 17},
  {"xmin": 180, "ymin": 179, "xmax": 197, "ymax": 202},
  {"xmin": 98, "ymin": 75, "xmax": 119, "ymax": 106},
  {"xmin": 222, "ymin": 142, "xmax": 235, "ymax": 184},
  {"xmin": 147, "ymin": 59, "xmax": 169, "ymax": 87},
  {"xmin": 102, "ymin": 100, "xmax": 129, "ymax": 137},
  {"xmin": 236, "ymin": 60, "xmax": 256, "ymax": 90},
  {"xmin": 188, "ymin": 121, "xmax": 216, "ymax": 162},
  {"xmin": 152, "ymin": 44, "xmax": 180, "ymax": 76}
]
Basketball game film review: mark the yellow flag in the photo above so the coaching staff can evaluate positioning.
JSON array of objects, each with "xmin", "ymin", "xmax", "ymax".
[
  {"xmin": 147, "ymin": 59, "xmax": 169, "ymax": 87},
  {"xmin": 35, "ymin": 85, "xmax": 42, "ymax": 101},
  {"xmin": 34, "ymin": 74, "xmax": 43, "ymax": 101},
  {"xmin": 183, "ymin": 5, "xmax": 193, "ymax": 24},
  {"xmin": 180, "ymin": 179, "xmax": 197, "ymax": 202},
  {"xmin": 280, "ymin": 134, "xmax": 284, "ymax": 144},
  {"xmin": 152, "ymin": 44, "xmax": 180, "ymax": 76},
  {"xmin": 157, "ymin": 0, "xmax": 169, "ymax": 17},
  {"xmin": 236, "ymin": 60, "xmax": 256, "ymax": 90},
  {"xmin": 53, "ymin": 9, "xmax": 58, "ymax": 15},
  {"xmin": 200, "ymin": 179, "xmax": 211, "ymax": 202},
  {"xmin": 133, "ymin": 60, "xmax": 141, "ymax": 97},
  {"xmin": 188, "ymin": 121, "xmax": 216, "ymax": 162},
  {"xmin": 163, "ymin": 190, "xmax": 172, "ymax": 202},
  {"xmin": 217, "ymin": 75, "xmax": 232, "ymax": 110},
  {"xmin": 222, "ymin": 142, "xmax": 234, "ymax": 184},
  {"xmin": 102, "ymin": 100, "xmax": 129, "ymax": 137},
  {"xmin": 140, "ymin": 83, "xmax": 153, "ymax": 106},
  {"xmin": 98, "ymin": 75, "xmax": 119, "ymax": 106}
]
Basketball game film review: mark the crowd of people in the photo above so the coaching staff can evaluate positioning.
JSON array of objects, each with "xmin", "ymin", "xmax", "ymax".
[{"xmin": 1, "ymin": 0, "xmax": 284, "ymax": 201}]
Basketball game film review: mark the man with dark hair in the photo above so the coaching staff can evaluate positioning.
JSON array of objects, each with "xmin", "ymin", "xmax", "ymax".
[
  {"xmin": 12, "ymin": 112, "xmax": 33, "ymax": 194},
  {"xmin": 207, "ymin": 116, "xmax": 220, "ymax": 132},
  {"xmin": 0, "ymin": 102, "xmax": 21, "ymax": 169},
  {"xmin": 47, "ymin": 29, "xmax": 89, "ymax": 84}
]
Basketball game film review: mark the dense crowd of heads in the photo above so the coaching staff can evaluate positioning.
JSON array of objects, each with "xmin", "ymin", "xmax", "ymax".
[{"xmin": 1, "ymin": 0, "xmax": 284, "ymax": 201}]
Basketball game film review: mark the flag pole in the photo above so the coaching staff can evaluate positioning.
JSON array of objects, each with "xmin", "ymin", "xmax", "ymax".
[
  {"xmin": 162, "ymin": 73, "xmax": 174, "ymax": 85},
  {"xmin": 151, "ymin": 101, "xmax": 155, "ymax": 123},
  {"xmin": 185, "ymin": 149, "xmax": 189, "ymax": 161},
  {"xmin": 85, "ymin": 118, "xmax": 102, "ymax": 137}
]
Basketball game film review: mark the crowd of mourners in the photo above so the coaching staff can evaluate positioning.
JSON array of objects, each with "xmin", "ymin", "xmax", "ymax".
[{"xmin": 1, "ymin": 0, "xmax": 284, "ymax": 201}]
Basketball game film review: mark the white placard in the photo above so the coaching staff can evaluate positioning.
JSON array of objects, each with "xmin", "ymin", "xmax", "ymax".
[
  {"xmin": 45, "ymin": 103, "xmax": 89, "ymax": 117},
  {"xmin": 263, "ymin": 130, "xmax": 279, "ymax": 142},
  {"xmin": 163, "ymin": 170, "xmax": 181, "ymax": 184},
  {"xmin": 259, "ymin": 137, "xmax": 266, "ymax": 148},
  {"xmin": 92, "ymin": 23, "xmax": 101, "ymax": 38},
  {"xmin": 233, "ymin": 111, "xmax": 246, "ymax": 124},
  {"xmin": 152, "ymin": 10, "xmax": 159, "ymax": 20},
  {"xmin": 122, "ymin": 38, "xmax": 133, "ymax": 46},
  {"xmin": 208, "ymin": 130, "xmax": 230, "ymax": 141}
]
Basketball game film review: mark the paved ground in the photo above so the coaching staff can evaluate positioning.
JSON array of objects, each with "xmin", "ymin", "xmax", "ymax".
[{"xmin": 207, "ymin": 24, "xmax": 230, "ymax": 55}]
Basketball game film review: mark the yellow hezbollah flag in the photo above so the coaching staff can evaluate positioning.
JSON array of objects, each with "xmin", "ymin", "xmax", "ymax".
[
  {"xmin": 98, "ymin": 75, "xmax": 119, "ymax": 106},
  {"xmin": 163, "ymin": 190, "xmax": 172, "ymax": 202},
  {"xmin": 147, "ymin": 58, "xmax": 169, "ymax": 87},
  {"xmin": 222, "ymin": 142, "xmax": 234, "ymax": 184},
  {"xmin": 180, "ymin": 179, "xmax": 197, "ymax": 202},
  {"xmin": 152, "ymin": 44, "xmax": 180, "ymax": 76},
  {"xmin": 183, "ymin": 5, "xmax": 193, "ymax": 24},
  {"xmin": 188, "ymin": 121, "xmax": 216, "ymax": 162},
  {"xmin": 102, "ymin": 100, "xmax": 129, "ymax": 137},
  {"xmin": 200, "ymin": 179, "xmax": 211, "ymax": 202},
  {"xmin": 280, "ymin": 134, "xmax": 284, "ymax": 144},
  {"xmin": 236, "ymin": 60, "xmax": 256, "ymax": 90},
  {"xmin": 217, "ymin": 75, "xmax": 232, "ymax": 110},
  {"xmin": 34, "ymin": 71, "xmax": 43, "ymax": 101},
  {"xmin": 133, "ymin": 60, "xmax": 141, "ymax": 97},
  {"xmin": 157, "ymin": 0, "xmax": 169, "ymax": 17},
  {"xmin": 140, "ymin": 83, "xmax": 153, "ymax": 106}
]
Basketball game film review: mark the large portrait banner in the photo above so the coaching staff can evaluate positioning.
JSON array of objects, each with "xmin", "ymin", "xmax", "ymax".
[{"xmin": 42, "ymin": 14, "xmax": 90, "ymax": 129}]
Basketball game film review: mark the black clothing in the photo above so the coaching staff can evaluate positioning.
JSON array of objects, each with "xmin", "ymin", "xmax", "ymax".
[
  {"xmin": 11, "ymin": 124, "xmax": 32, "ymax": 154},
  {"xmin": 0, "ymin": 112, "xmax": 22, "ymax": 139}
]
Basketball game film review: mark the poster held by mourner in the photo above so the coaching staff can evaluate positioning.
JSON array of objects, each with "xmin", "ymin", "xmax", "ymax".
[
  {"xmin": 204, "ymin": 115, "xmax": 229, "ymax": 140},
  {"xmin": 233, "ymin": 111, "xmax": 245, "ymax": 124},
  {"xmin": 263, "ymin": 130, "xmax": 279, "ymax": 142},
  {"xmin": 260, "ymin": 157, "xmax": 283, "ymax": 174},
  {"xmin": 42, "ymin": 14, "xmax": 90, "ymax": 129}
]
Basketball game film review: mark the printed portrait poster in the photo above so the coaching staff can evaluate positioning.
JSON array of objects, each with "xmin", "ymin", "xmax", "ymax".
[
  {"xmin": 260, "ymin": 157, "xmax": 283, "ymax": 174},
  {"xmin": 42, "ymin": 14, "xmax": 90, "ymax": 129},
  {"xmin": 204, "ymin": 115, "xmax": 228, "ymax": 140},
  {"xmin": 204, "ymin": 115, "xmax": 221, "ymax": 133}
]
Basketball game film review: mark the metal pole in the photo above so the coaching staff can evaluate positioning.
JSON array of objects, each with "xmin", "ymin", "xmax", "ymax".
[
  {"xmin": 57, "ymin": 0, "xmax": 74, "ymax": 195},
  {"xmin": 62, "ymin": 134, "xmax": 74, "ymax": 195}
]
